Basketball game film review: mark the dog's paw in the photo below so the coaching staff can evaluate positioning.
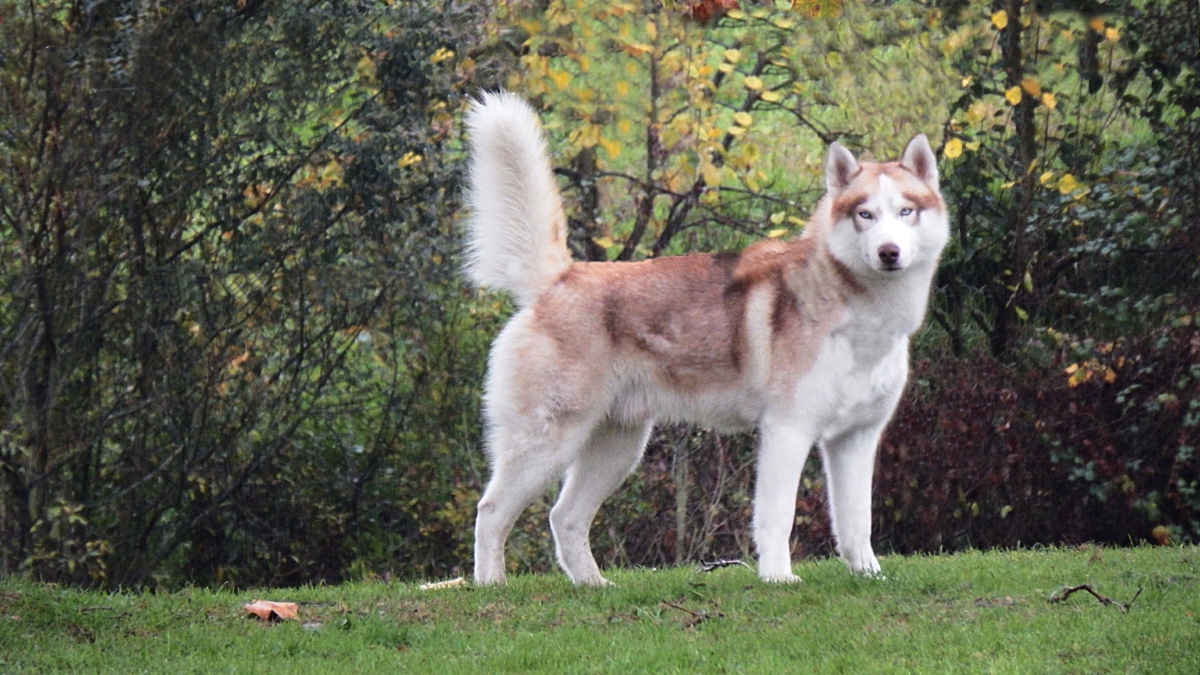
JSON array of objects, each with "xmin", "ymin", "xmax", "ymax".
[
  {"xmin": 760, "ymin": 572, "xmax": 803, "ymax": 584},
  {"xmin": 842, "ymin": 551, "xmax": 883, "ymax": 579},
  {"xmin": 573, "ymin": 575, "xmax": 615, "ymax": 588},
  {"xmin": 855, "ymin": 569, "xmax": 887, "ymax": 581}
]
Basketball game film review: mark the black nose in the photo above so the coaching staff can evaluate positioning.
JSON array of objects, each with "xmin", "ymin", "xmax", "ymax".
[{"xmin": 878, "ymin": 244, "xmax": 900, "ymax": 267}]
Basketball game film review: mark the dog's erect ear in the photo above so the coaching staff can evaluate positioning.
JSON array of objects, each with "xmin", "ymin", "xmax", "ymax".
[
  {"xmin": 826, "ymin": 142, "xmax": 859, "ymax": 191},
  {"xmin": 901, "ymin": 134, "xmax": 939, "ymax": 190}
]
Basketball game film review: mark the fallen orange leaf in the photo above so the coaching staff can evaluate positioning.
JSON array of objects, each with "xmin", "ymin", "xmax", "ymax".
[{"xmin": 244, "ymin": 599, "xmax": 300, "ymax": 622}]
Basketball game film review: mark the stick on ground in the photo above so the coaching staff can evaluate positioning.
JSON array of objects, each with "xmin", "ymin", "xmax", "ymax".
[{"xmin": 1049, "ymin": 584, "xmax": 1143, "ymax": 613}]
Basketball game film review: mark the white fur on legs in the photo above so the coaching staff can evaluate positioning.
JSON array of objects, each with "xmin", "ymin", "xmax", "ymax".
[
  {"xmin": 549, "ymin": 421, "xmax": 652, "ymax": 586},
  {"xmin": 753, "ymin": 419, "xmax": 815, "ymax": 583},
  {"xmin": 474, "ymin": 418, "xmax": 594, "ymax": 585},
  {"xmin": 821, "ymin": 425, "xmax": 886, "ymax": 577}
]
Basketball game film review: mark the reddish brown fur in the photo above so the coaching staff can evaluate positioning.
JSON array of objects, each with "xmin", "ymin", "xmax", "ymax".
[{"xmin": 525, "ymin": 232, "xmax": 861, "ymax": 405}]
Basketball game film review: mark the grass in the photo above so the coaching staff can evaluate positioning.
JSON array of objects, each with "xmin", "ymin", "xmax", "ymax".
[{"xmin": 2, "ymin": 546, "xmax": 1198, "ymax": 673}]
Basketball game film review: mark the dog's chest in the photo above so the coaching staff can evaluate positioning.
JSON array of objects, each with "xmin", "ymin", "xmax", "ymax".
[{"xmin": 799, "ymin": 315, "xmax": 910, "ymax": 437}]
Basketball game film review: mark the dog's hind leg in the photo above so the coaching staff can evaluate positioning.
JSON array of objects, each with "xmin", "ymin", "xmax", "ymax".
[
  {"xmin": 474, "ymin": 417, "xmax": 596, "ymax": 586},
  {"xmin": 820, "ymin": 423, "xmax": 886, "ymax": 577},
  {"xmin": 549, "ymin": 420, "xmax": 652, "ymax": 586}
]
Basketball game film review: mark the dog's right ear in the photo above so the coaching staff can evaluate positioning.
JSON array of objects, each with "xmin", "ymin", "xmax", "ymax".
[{"xmin": 826, "ymin": 142, "xmax": 859, "ymax": 191}]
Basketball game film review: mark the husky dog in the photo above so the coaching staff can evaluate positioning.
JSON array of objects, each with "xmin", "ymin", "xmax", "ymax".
[{"xmin": 463, "ymin": 92, "xmax": 948, "ymax": 585}]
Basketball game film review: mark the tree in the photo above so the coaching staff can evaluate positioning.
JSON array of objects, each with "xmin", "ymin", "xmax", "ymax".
[{"xmin": 0, "ymin": 0, "xmax": 499, "ymax": 587}]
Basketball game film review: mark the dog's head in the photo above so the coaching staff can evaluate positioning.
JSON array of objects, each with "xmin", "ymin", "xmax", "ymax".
[{"xmin": 823, "ymin": 136, "xmax": 950, "ymax": 277}]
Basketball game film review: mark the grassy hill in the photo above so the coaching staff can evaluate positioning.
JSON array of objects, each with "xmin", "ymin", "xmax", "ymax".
[{"xmin": 2, "ymin": 546, "xmax": 1197, "ymax": 673}]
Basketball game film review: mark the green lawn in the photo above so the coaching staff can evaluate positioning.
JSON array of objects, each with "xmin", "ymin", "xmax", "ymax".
[{"xmin": 2, "ymin": 546, "xmax": 1198, "ymax": 673}]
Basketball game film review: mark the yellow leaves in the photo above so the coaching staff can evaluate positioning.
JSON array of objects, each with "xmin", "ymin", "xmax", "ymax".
[
  {"xmin": 700, "ymin": 160, "xmax": 722, "ymax": 186},
  {"xmin": 742, "ymin": 76, "xmax": 764, "ymax": 91},
  {"xmin": 397, "ymin": 152, "xmax": 423, "ymax": 168},
  {"xmin": 825, "ymin": 51, "xmax": 843, "ymax": 68},
  {"xmin": 991, "ymin": 9, "xmax": 1008, "ymax": 30},
  {"xmin": 723, "ymin": 48, "xmax": 742, "ymax": 64},
  {"xmin": 567, "ymin": 123, "xmax": 602, "ymax": 149},
  {"xmin": 645, "ymin": 20, "xmax": 658, "ymax": 41},
  {"xmin": 429, "ymin": 48, "xmax": 455, "ymax": 64},
  {"xmin": 545, "ymin": 0, "xmax": 574, "ymax": 27},
  {"xmin": 766, "ymin": 228, "xmax": 789, "ymax": 239},
  {"xmin": 1020, "ymin": 77, "xmax": 1042, "ymax": 98},
  {"xmin": 599, "ymin": 136, "xmax": 621, "ymax": 159},
  {"xmin": 966, "ymin": 100, "xmax": 987, "ymax": 126},
  {"xmin": 760, "ymin": 90, "xmax": 783, "ymax": 103},
  {"xmin": 616, "ymin": 80, "xmax": 630, "ymax": 97},
  {"xmin": 1056, "ymin": 173, "xmax": 1080, "ymax": 194},
  {"xmin": 943, "ymin": 138, "xmax": 963, "ymax": 159},
  {"xmin": 742, "ymin": 169, "xmax": 768, "ymax": 193},
  {"xmin": 769, "ymin": 211, "xmax": 786, "ymax": 225},
  {"xmin": 1004, "ymin": 86, "xmax": 1022, "ymax": 106},
  {"xmin": 1065, "ymin": 360, "xmax": 1118, "ymax": 388},
  {"xmin": 549, "ymin": 69, "xmax": 570, "ymax": 89},
  {"xmin": 732, "ymin": 111, "xmax": 753, "ymax": 128},
  {"xmin": 1041, "ymin": 92, "xmax": 1057, "ymax": 110},
  {"xmin": 302, "ymin": 160, "xmax": 344, "ymax": 189},
  {"xmin": 356, "ymin": 55, "xmax": 377, "ymax": 81},
  {"xmin": 1088, "ymin": 17, "xmax": 1120, "ymax": 42}
]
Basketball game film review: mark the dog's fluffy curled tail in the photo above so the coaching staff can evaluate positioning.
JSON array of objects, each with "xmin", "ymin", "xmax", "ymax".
[{"xmin": 464, "ymin": 92, "xmax": 571, "ymax": 307}]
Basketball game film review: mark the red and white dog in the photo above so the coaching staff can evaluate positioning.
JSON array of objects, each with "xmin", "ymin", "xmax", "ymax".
[{"xmin": 464, "ymin": 92, "xmax": 948, "ymax": 585}]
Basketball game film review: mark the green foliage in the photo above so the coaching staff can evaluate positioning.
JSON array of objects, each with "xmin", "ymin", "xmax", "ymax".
[
  {"xmin": 2, "ymin": 547, "xmax": 1198, "ymax": 673},
  {"xmin": 0, "ymin": 0, "xmax": 500, "ymax": 587}
]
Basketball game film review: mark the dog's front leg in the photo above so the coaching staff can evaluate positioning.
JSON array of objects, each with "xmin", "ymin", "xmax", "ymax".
[
  {"xmin": 753, "ymin": 419, "xmax": 816, "ymax": 583},
  {"xmin": 820, "ymin": 422, "xmax": 887, "ymax": 578}
]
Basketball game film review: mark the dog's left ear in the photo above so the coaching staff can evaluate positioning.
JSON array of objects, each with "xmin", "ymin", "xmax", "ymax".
[{"xmin": 901, "ymin": 134, "xmax": 938, "ymax": 191}]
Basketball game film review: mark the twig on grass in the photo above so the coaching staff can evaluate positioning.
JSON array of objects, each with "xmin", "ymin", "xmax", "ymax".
[
  {"xmin": 1048, "ymin": 584, "xmax": 1143, "ymax": 613},
  {"xmin": 697, "ymin": 558, "xmax": 752, "ymax": 572},
  {"xmin": 661, "ymin": 600, "xmax": 722, "ymax": 628}
]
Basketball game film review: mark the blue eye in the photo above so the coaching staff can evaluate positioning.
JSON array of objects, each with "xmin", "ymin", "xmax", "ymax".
[
  {"xmin": 900, "ymin": 207, "xmax": 914, "ymax": 217},
  {"xmin": 857, "ymin": 210, "xmax": 873, "ymax": 220}
]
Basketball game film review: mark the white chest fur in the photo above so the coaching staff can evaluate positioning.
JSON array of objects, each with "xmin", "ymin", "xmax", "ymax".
[{"xmin": 789, "ymin": 278, "xmax": 925, "ymax": 440}]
